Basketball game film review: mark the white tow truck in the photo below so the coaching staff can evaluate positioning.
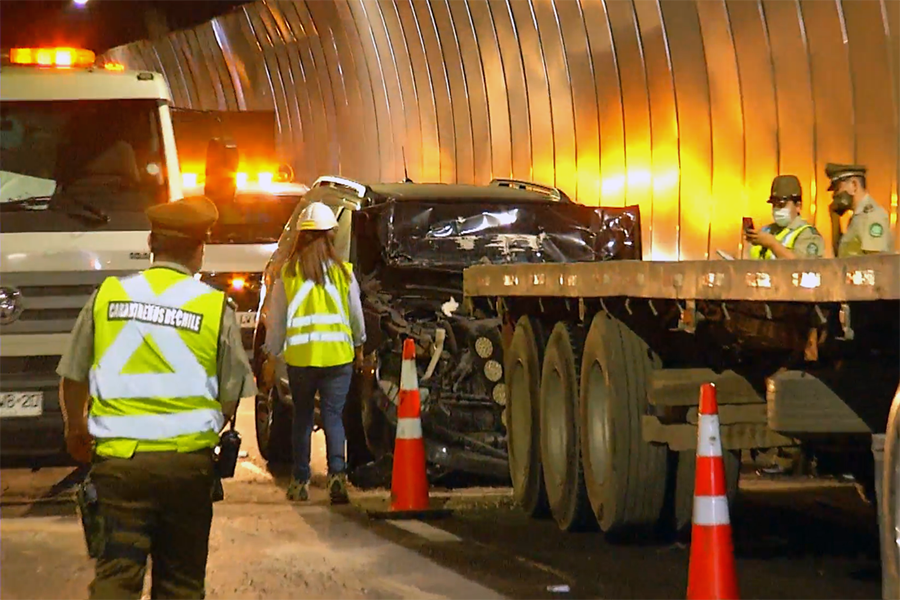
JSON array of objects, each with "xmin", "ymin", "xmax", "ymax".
[{"xmin": 0, "ymin": 46, "xmax": 251, "ymax": 457}]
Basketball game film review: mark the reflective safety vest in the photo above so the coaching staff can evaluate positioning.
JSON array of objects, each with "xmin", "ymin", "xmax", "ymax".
[
  {"xmin": 89, "ymin": 266, "xmax": 226, "ymax": 458},
  {"xmin": 749, "ymin": 224, "xmax": 812, "ymax": 260},
  {"xmin": 281, "ymin": 261, "xmax": 355, "ymax": 368}
]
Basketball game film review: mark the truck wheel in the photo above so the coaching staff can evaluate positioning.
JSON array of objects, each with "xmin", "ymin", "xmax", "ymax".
[
  {"xmin": 580, "ymin": 312, "xmax": 668, "ymax": 534},
  {"xmin": 256, "ymin": 387, "xmax": 293, "ymax": 463},
  {"xmin": 672, "ymin": 449, "xmax": 741, "ymax": 536},
  {"xmin": 505, "ymin": 316, "xmax": 550, "ymax": 518},
  {"xmin": 539, "ymin": 321, "xmax": 596, "ymax": 531}
]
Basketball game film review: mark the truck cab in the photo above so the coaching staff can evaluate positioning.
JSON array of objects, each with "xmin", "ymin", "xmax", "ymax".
[
  {"xmin": 182, "ymin": 177, "xmax": 311, "ymax": 357},
  {"xmin": 0, "ymin": 47, "xmax": 184, "ymax": 457}
]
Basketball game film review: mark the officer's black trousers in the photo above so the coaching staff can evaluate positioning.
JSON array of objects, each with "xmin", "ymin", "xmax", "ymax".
[{"xmin": 88, "ymin": 449, "xmax": 216, "ymax": 600}]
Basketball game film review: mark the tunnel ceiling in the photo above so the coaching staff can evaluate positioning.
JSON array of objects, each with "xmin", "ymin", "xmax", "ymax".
[{"xmin": 106, "ymin": 0, "xmax": 900, "ymax": 260}]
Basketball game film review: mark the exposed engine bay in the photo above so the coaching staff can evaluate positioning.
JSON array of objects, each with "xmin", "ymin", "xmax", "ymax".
[{"xmin": 348, "ymin": 197, "xmax": 643, "ymax": 487}]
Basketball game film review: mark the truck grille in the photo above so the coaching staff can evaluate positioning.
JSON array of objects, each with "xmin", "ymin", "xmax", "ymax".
[
  {"xmin": 0, "ymin": 271, "xmax": 134, "ymax": 335},
  {"xmin": 0, "ymin": 355, "xmax": 60, "ymax": 376}
]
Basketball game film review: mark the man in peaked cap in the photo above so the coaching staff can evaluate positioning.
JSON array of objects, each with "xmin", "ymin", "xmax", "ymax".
[
  {"xmin": 826, "ymin": 163, "xmax": 894, "ymax": 257},
  {"xmin": 56, "ymin": 195, "xmax": 257, "ymax": 599},
  {"xmin": 745, "ymin": 174, "xmax": 825, "ymax": 260}
]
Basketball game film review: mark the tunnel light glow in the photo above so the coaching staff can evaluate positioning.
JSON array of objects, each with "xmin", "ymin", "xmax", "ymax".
[
  {"xmin": 257, "ymin": 171, "xmax": 274, "ymax": 187},
  {"xmin": 230, "ymin": 277, "xmax": 246, "ymax": 292},
  {"xmin": 236, "ymin": 172, "xmax": 249, "ymax": 188},
  {"xmin": 182, "ymin": 173, "xmax": 198, "ymax": 188},
  {"xmin": 74, "ymin": 0, "xmax": 88, "ymax": 6}
]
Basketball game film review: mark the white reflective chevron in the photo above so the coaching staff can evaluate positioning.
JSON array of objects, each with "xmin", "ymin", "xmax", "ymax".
[
  {"xmin": 89, "ymin": 408, "xmax": 224, "ymax": 440},
  {"xmin": 284, "ymin": 265, "xmax": 351, "ymax": 353},
  {"xmin": 89, "ymin": 273, "xmax": 219, "ymax": 403}
]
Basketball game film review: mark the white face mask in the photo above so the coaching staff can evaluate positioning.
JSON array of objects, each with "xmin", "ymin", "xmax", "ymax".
[{"xmin": 773, "ymin": 207, "xmax": 793, "ymax": 228}]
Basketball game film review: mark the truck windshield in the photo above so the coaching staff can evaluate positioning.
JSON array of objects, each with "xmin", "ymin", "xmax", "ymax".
[
  {"xmin": 0, "ymin": 99, "xmax": 167, "ymax": 233},
  {"xmin": 210, "ymin": 192, "xmax": 302, "ymax": 244}
]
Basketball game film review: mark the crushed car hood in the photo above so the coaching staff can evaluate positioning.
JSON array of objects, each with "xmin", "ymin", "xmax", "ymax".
[{"xmin": 353, "ymin": 199, "xmax": 643, "ymax": 273}]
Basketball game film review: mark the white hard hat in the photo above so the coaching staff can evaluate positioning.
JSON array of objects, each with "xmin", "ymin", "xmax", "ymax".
[{"xmin": 297, "ymin": 201, "xmax": 338, "ymax": 231}]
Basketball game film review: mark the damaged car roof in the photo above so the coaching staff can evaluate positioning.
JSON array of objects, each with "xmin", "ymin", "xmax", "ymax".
[{"xmin": 305, "ymin": 180, "xmax": 571, "ymax": 207}]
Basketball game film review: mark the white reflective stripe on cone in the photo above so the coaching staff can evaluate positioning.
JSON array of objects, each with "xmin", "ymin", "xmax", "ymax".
[
  {"xmin": 396, "ymin": 417, "xmax": 423, "ymax": 440},
  {"xmin": 692, "ymin": 495, "xmax": 731, "ymax": 526},
  {"xmin": 697, "ymin": 414, "xmax": 723, "ymax": 458},
  {"xmin": 88, "ymin": 407, "xmax": 225, "ymax": 440},
  {"xmin": 286, "ymin": 331, "xmax": 352, "ymax": 347},
  {"xmin": 289, "ymin": 313, "xmax": 345, "ymax": 328},
  {"xmin": 400, "ymin": 358, "xmax": 418, "ymax": 392}
]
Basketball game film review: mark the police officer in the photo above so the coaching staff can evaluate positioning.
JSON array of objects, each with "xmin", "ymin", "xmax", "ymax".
[
  {"xmin": 826, "ymin": 163, "xmax": 894, "ymax": 257},
  {"xmin": 260, "ymin": 201, "xmax": 366, "ymax": 505},
  {"xmin": 745, "ymin": 174, "xmax": 825, "ymax": 259},
  {"xmin": 57, "ymin": 196, "xmax": 257, "ymax": 600}
]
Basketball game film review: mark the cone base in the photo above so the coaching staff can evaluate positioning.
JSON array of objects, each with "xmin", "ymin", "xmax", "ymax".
[
  {"xmin": 366, "ymin": 508, "xmax": 454, "ymax": 521},
  {"xmin": 687, "ymin": 524, "xmax": 739, "ymax": 600}
]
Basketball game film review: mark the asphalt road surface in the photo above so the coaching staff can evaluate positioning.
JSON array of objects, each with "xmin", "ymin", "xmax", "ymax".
[{"xmin": 1, "ymin": 401, "xmax": 882, "ymax": 600}]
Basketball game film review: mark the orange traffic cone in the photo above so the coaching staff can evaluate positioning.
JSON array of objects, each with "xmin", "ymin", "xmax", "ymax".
[
  {"xmin": 367, "ymin": 338, "xmax": 451, "ymax": 521},
  {"xmin": 390, "ymin": 337, "xmax": 430, "ymax": 511},
  {"xmin": 687, "ymin": 383, "xmax": 740, "ymax": 600}
]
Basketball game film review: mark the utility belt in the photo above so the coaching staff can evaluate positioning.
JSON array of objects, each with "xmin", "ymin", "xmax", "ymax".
[{"xmin": 75, "ymin": 418, "xmax": 242, "ymax": 559}]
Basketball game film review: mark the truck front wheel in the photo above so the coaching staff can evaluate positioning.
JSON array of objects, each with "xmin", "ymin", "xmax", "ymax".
[
  {"xmin": 505, "ymin": 316, "xmax": 550, "ymax": 518},
  {"xmin": 579, "ymin": 312, "xmax": 668, "ymax": 535}
]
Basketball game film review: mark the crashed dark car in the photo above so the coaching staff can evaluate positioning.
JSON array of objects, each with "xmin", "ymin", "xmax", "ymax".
[{"xmin": 250, "ymin": 177, "xmax": 642, "ymax": 488}]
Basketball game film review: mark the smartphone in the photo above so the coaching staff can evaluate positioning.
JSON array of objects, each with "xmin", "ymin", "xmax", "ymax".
[{"xmin": 742, "ymin": 217, "xmax": 755, "ymax": 231}]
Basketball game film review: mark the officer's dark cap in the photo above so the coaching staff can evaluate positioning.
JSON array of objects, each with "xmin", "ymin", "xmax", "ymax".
[
  {"xmin": 146, "ymin": 196, "xmax": 219, "ymax": 241},
  {"xmin": 825, "ymin": 163, "xmax": 867, "ymax": 191},
  {"xmin": 769, "ymin": 175, "xmax": 802, "ymax": 203}
]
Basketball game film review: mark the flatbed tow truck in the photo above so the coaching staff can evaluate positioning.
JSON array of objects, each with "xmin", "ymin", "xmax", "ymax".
[{"xmin": 463, "ymin": 253, "xmax": 899, "ymax": 593}]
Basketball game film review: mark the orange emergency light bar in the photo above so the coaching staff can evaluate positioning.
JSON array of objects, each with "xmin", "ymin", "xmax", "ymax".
[
  {"xmin": 181, "ymin": 170, "xmax": 280, "ymax": 189},
  {"xmin": 10, "ymin": 47, "xmax": 96, "ymax": 68}
]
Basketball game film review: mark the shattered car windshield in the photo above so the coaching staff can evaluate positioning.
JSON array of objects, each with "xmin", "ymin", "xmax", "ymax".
[{"xmin": 0, "ymin": 99, "xmax": 167, "ymax": 232}]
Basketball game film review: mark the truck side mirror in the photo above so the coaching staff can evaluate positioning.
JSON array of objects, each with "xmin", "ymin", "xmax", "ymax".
[{"xmin": 203, "ymin": 137, "xmax": 238, "ymax": 203}]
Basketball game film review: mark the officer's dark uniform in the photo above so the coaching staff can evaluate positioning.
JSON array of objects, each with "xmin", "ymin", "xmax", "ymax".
[{"xmin": 57, "ymin": 196, "xmax": 257, "ymax": 599}]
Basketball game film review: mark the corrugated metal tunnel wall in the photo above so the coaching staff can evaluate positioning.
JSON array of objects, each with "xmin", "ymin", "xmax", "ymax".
[{"xmin": 105, "ymin": 0, "xmax": 900, "ymax": 260}]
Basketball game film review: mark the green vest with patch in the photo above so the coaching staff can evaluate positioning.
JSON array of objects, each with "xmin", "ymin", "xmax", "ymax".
[
  {"xmin": 750, "ymin": 224, "xmax": 812, "ymax": 260},
  {"xmin": 89, "ymin": 266, "xmax": 226, "ymax": 458}
]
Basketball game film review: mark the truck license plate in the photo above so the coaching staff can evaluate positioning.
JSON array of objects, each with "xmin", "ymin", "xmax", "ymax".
[
  {"xmin": 239, "ymin": 312, "xmax": 258, "ymax": 329},
  {"xmin": 0, "ymin": 392, "xmax": 43, "ymax": 418}
]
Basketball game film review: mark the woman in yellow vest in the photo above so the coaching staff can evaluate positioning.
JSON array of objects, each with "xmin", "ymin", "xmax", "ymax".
[{"xmin": 261, "ymin": 202, "xmax": 366, "ymax": 503}]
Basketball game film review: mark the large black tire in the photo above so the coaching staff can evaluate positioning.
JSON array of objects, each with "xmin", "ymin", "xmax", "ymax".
[
  {"xmin": 580, "ymin": 312, "xmax": 668, "ymax": 535},
  {"xmin": 539, "ymin": 322, "xmax": 596, "ymax": 532},
  {"xmin": 672, "ymin": 448, "xmax": 741, "ymax": 536},
  {"xmin": 256, "ymin": 387, "xmax": 293, "ymax": 463},
  {"xmin": 505, "ymin": 316, "xmax": 550, "ymax": 518}
]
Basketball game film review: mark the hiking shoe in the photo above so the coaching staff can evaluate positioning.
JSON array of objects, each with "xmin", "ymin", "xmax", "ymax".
[
  {"xmin": 328, "ymin": 472, "xmax": 349, "ymax": 505},
  {"xmin": 287, "ymin": 479, "xmax": 309, "ymax": 502}
]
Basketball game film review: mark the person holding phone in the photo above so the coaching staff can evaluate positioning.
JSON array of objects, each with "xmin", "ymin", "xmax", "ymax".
[{"xmin": 744, "ymin": 175, "xmax": 825, "ymax": 260}]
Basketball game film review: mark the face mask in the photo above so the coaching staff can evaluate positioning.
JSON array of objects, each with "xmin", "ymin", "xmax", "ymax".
[
  {"xmin": 773, "ymin": 207, "xmax": 792, "ymax": 228},
  {"xmin": 831, "ymin": 191, "xmax": 853, "ymax": 216}
]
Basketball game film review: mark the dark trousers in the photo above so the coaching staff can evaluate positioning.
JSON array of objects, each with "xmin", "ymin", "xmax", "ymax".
[
  {"xmin": 288, "ymin": 363, "xmax": 354, "ymax": 482},
  {"xmin": 89, "ymin": 450, "xmax": 215, "ymax": 600}
]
